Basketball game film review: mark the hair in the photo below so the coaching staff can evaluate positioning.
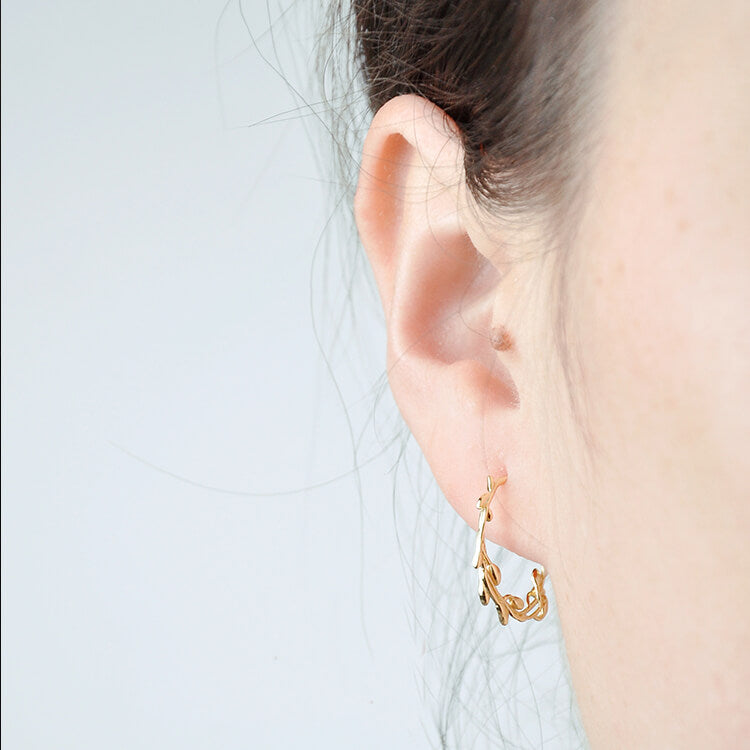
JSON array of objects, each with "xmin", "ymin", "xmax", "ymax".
[
  {"xmin": 327, "ymin": 0, "xmax": 604, "ymax": 218},
  {"xmin": 313, "ymin": 1, "xmax": 606, "ymax": 746}
]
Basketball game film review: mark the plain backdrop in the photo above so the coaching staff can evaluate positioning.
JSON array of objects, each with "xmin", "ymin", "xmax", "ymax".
[{"xmin": 2, "ymin": 2, "xmax": 583, "ymax": 748}]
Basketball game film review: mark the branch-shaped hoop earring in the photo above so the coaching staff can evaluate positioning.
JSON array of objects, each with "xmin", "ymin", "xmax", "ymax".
[{"xmin": 472, "ymin": 474, "xmax": 549, "ymax": 626}]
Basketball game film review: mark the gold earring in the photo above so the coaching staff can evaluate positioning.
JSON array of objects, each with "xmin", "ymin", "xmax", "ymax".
[{"xmin": 472, "ymin": 473, "xmax": 549, "ymax": 626}]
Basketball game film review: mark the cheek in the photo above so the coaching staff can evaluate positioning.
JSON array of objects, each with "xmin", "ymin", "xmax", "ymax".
[
  {"xmin": 579, "ymin": 225, "xmax": 708, "ymax": 466},
  {"xmin": 571, "ymin": 148, "xmax": 750, "ymax": 504},
  {"xmin": 570, "ymin": 0, "xmax": 750, "ymax": 503}
]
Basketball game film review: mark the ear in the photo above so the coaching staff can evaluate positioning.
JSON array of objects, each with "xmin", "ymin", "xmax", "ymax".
[{"xmin": 354, "ymin": 94, "xmax": 546, "ymax": 564}]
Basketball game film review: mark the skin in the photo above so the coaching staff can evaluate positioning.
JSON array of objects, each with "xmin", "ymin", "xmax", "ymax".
[{"xmin": 353, "ymin": 1, "xmax": 750, "ymax": 748}]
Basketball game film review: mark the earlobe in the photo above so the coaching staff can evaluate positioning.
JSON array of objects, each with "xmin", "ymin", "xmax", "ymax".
[{"xmin": 354, "ymin": 94, "xmax": 547, "ymax": 565}]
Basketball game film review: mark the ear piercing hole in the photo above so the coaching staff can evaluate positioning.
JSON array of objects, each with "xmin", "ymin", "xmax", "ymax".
[{"xmin": 490, "ymin": 325, "xmax": 514, "ymax": 352}]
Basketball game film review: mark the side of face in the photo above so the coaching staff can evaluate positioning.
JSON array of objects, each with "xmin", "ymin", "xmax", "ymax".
[
  {"xmin": 573, "ymin": 1, "xmax": 750, "ymax": 522},
  {"xmin": 353, "ymin": 1, "xmax": 750, "ymax": 747},
  {"xmin": 547, "ymin": 1, "xmax": 750, "ymax": 746}
]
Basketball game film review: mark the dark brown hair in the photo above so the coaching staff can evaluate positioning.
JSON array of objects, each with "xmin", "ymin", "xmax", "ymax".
[{"xmin": 348, "ymin": 0, "xmax": 603, "ymax": 217}]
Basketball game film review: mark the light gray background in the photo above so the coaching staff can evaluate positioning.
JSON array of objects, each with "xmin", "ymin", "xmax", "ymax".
[{"xmin": 2, "ymin": 2, "xmax": 581, "ymax": 748}]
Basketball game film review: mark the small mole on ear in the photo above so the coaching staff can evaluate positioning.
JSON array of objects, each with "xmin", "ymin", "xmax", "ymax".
[{"xmin": 490, "ymin": 325, "xmax": 514, "ymax": 352}]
